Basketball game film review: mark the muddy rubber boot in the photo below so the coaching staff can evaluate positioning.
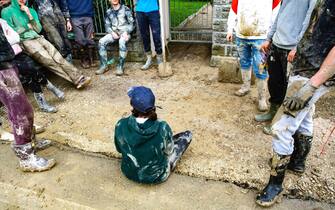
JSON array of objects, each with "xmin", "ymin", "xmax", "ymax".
[
  {"xmin": 287, "ymin": 133, "xmax": 312, "ymax": 174},
  {"xmin": 33, "ymin": 93, "xmax": 57, "ymax": 113},
  {"xmin": 88, "ymin": 47, "xmax": 97, "ymax": 67},
  {"xmin": 11, "ymin": 142, "xmax": 56, "ymax": 172},
  {"xmin": 235, "ymin": 69, "xmax": 251, "ymax": 96},
  {"xmin": 256, "ymin": 153, "xmax": 290, "ymax": 207},
  {"xmin": 46, "ymin": 80, "xmax": 65, "ymax": 100},
  {"xmin": 255, "ymin": 103, "xmax": 280, "ymax": 122},
  {"xmin": 116, "ymin": 57, "xmax": 125, "ymax": 76},
  {"xmin": 141, "ymin": 52, "xmax": 152, "ymax": 70},
  {"xmin": 257, "ymin": 79, "xmax": 269, "ymax": 112},
  {"xmin": 0, "ymin": 126, "xmax": 14, "ymax": 142}
]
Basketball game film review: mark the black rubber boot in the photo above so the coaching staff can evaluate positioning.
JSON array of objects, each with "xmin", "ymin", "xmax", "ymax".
[
  {"xmin": 256, "ymin": 153, "xmax": 290, "ymax": 207},
  {"xmin": 287, "ymin": 133, "xmax": 312, "ymax": 174}
]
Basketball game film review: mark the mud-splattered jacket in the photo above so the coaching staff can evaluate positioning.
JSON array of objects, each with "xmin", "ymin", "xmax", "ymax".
[
  {"xmin": 33, "ymin": 0, "xmax": 66, "ymax": 20},
  {"xmin": 1, "ymin": 0, "xmax": 42, "ymax": 41},
  {"xmin": 114, "ymin": 115, "xmax": 174, "ymax": 184},
  {"xmin": 105, "ymin": 4, "xmax": 134, "ymax": 35},
  {"xmin": 293, "ymin": 0, "xmax": 335, "ymax": 86},
  {"xmin": 227, "ymin": 0, "xmax": 281, "ymax": 39}
]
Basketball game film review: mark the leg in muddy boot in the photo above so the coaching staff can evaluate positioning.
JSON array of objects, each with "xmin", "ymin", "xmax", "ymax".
[
  {"xmin": 255, "ymin": 103, "xmax": 280, "ymax": 122},
  {"xmin": 88, "ymin": 46, "xmax": 97, "ymax": 68},
  {"xmin": 235, "ymin": 69, "xmax": 251, "ymax": 96},
  {"xmin": 169, "ymin": 131, "xmax": 192, "ymax": 171},
  {"xmin": 141, "ymin": 52, "xmax": 153, "ymax": 70},
  {"xmin": 116, "ymin": 36, "xmax": 129, "ymax": 76},
  {"xmin": 46, "ymin": 80, "xmax": 65, "ymax": 100},
  {"xmin": 257, "ymin": 79, "xmax": 269, "ymax": 111},
  {"xmin": 96, "ymin": 34, "xmax": 116, "ymax": 75},
  {"xmin": 80, "ymin": 46, "xmax": 90, "ymax": 69},
  {"xmin": 287, "ymin": 134, "xmax": 313, "ymax": 174},
  {"xmin": 256, "ymin": 152, "xmax": 290, "ymax": 207},
  {"xmin": 34, "ymin": 92, "xmax": 58, "ymax": 113}
]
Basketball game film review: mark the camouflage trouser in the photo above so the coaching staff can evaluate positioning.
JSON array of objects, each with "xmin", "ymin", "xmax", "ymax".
[
  {"xmin": 22, "ymin": 37, "xmax": 82, "ymax": 85},
  {"xmin": 98, "ymin": 33, "xmax": 129, "ymax": 66},
  {"xmin": 271, "ymin": 75, "xmax": 329, "ymax": 155},
  {"xmin": 0, "ymin": 68, "xmax": 33, "ymax": 145},
  {"xmin": 40, "ymin": 13, "xmax": 72, "ymax": 58}
]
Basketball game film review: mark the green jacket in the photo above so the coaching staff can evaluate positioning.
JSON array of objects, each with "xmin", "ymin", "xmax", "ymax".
[
  {"xmin": 114, "ymin": 115, "xmax": 174, "ymax": 184},
  {"xmin": 1, "ymin": 0, "xmax": 42, "ymax": 41}
]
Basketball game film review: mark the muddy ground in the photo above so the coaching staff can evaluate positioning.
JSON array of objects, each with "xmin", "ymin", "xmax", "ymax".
[{"xmin": 3, "ymin": 43, "xmax": 334, "ymax": 204}]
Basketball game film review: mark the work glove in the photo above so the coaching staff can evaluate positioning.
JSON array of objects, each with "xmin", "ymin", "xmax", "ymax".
[{"xmin": 283, "ymin": 80, "xmax": 317, "ymax": 111}]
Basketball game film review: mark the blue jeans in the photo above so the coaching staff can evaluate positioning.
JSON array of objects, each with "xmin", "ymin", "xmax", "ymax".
[
  {"xmin": 136, "ymin": 11, "xmax": 162, "ymax": 55},
  {"xmin": 236, "ymin": 37, "xmax": 268, "ymax": 80},
  {"xmin": 98, "ymin": 33, "xmax": 129, "ymax": 66}
]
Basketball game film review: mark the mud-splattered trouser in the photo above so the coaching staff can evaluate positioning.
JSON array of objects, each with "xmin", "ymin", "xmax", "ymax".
[
  {"xmin": 71, "ymin": 17, "xmax": 95, "ymax": 48},
  {"xmin": 0, "ymin": 68, "xmax": 33, "ymax": 145},
  {"xmin": 268, "ymin": 45, "xmax": 292, "ymax": 105},
  {"xmin": 136, "ymin": 11, "xmax": 162, "ymax": 55},
  {"xmin": 98, "ymin": 33, "xmax": 130, "ymax": 66},
  {"xmin": 271, "ymin": 75, "xmax": 329, "ymax": 155},
  {"xmin": 40, "ymin": 12, "xmax": 72, "ymax": 58},
  {"xmin": 13, "ymin": 52, "xmax": 47, "ymax": 93},
  {"xmin": 159, "ymin": 131, "xmax": 192, "ymax": 182},
  {"xmin": 22, "ymin": 37, "xmax": 83, "ymax": 85},
  {"xmin": 236, "ymin": 37, "xmax": 268, "ymax": 80}
]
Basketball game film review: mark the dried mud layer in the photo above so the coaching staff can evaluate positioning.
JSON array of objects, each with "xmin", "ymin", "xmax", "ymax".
[{"xmin": 8, "ymin": 44, "xmax": 334, "ymax": 203}]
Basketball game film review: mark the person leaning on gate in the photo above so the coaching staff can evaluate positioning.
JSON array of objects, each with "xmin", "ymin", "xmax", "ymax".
[
  {"xmin": 66, "ymin": 0, "xmax": 96, "ymax": 69},
  {"xmin": 33, "ymin": 0, "xmax": 73, "ymax": 63},
  {"xmin": 134, "ymin": 0, "xmax": 163, "ymax": 70},
  {"xmin": 114, "ymin": 86, "xmax": 192, "ymax": 184},
  {"xmin": 0, "ymin": 18, "xmax": 64, "ymax": 113},
  {"xmin": 226, "ymin": 0, "xmax": 281, "ymax": 112},
  {"xmin": 1, "ymin": 0, "xmax": 91, "ymax": 89},
  {"xmin": 255, "ymin": 0, "xmax": 335, "ymax": 206},
  {"xmin": 96, "ymin": 0, "xmax": 135, "ymax": 76},
  {"xmin": 254, "ymin": 0, "xmax": 317, "ymax": 134},
  {"xmin": 0, "ymin": 24, "xmax": 56, "ymax": 172}
]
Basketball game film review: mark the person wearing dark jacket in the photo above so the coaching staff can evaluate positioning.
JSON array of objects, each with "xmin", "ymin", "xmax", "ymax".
[
  {"xmin": 0, "ymin": 25, "xmax": 56, "ymax": 172},
  {"xmin": 66, "ymin": 0, "xmax": 96, "ymax": 68},
  {"xmin": 114, "ymin": 86, "xmax": 192, "ymax": 184}
]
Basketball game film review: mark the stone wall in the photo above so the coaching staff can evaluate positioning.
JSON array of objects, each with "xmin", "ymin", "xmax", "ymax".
[{"xmin": 210, "ymin": 0, "xmax": 242, "ymax": 83}]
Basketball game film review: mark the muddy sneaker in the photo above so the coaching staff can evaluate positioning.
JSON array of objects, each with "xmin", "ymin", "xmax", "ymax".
[
  {"xmin": 12, "ymin": 143, "xmax": 56, "ymax": 172},
  {"xmin": 76, "ymin": 76, "xmax": 91, "ymax": 89}
]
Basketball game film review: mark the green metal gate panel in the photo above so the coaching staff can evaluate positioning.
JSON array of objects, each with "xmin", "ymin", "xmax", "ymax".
[{"xmin": 170, "ymin": 0, "xmax": 213, "ymax": 43}]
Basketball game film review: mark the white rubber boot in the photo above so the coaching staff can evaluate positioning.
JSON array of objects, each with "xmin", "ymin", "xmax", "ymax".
[
  {"xmin": 257, "ymin": 79, "xmax": 269, "ymax": 111},
  {"xmin": 235, "ymin": 69, "xmax": 251, "ymax": 96}
]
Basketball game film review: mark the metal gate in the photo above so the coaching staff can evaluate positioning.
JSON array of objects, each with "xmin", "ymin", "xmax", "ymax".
[{"xmin": 169, "ymin": 0, "xmax": 213, "ymax": 43}]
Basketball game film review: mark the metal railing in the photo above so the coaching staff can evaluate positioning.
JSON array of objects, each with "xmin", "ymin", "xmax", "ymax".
[{"xmin": 169, "ymin": 0, "xmax": 213, "ymax": 43}]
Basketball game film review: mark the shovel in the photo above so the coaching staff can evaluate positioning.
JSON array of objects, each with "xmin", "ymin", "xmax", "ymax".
[{"xmin": 158, "ymin": 0, "xmax": 173, "ymax": 78}]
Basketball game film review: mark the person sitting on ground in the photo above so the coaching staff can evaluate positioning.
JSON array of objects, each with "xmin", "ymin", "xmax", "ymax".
[
  {"xmin": 0, "ymin": 25, "xmax": 56, "ymax": 172},
  {"xmin": 135, "ymin": 0, "xmax": 163, "ymax": 70},
  {"xmin": 114, "ymin": 86, "xmax": 192, "ymax": 184},
  {"xmin": 1, "ymin": 0, "xmax": 91, "ymax": 89},
  {"xmin": 96, "ymin": 0, "xmax": 134, "ymax": 76},
  {"xmin": 226, "ymin": 0, "xmax": 281, "ymax": 111},
  {"xmin": 66, "ymin": 0, "xmax": 96, "ymax": 68},
  {"xmin": 0, "ymin": 18, "xmax": 64, "ymax": 113},
  {"xmin": 32, "ymin": 0, "xmax": 73, "ymax": 63}
]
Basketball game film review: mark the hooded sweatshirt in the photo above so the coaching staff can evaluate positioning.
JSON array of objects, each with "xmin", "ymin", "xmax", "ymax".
[
  {"xmin": 1, "ymin": 0, "xmax": 42, "ymax": 41},
  {"xmin": 114, "ymin": 115, "xmax": 174, "ymax": 184}
]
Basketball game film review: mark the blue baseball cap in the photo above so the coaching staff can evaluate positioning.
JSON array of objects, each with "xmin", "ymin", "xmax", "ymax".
[{"xmin": 127, "ymin": 86, "xmax": 155, "ymax": 113}]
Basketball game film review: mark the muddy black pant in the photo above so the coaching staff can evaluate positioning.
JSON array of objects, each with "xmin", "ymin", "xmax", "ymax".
[
  {"xmin": 268, "ymin": 45, "xmax": 291, "ymax": 105},
  {"xmin": 13, "ymin": 53, "xmax": 47, "ymax": 93}
]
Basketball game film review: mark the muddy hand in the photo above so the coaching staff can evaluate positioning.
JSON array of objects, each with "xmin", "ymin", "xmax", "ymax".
[
  {"xmin": 283, "ymin": 81, "xmax": 317, "ymax": 111},
  {"xmin": 287, "ymin": 48, "xmax": 296, "ymax": 63},
  {"xmin": 260, "ymin": 41, "xmax": 271, "ymax": 54}
]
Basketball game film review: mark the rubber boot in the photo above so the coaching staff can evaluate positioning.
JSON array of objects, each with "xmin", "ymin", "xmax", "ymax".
[
  {"xmin": 156, "ymin": 54, "xmax": 163, "ymax": 65},
  {"xmin": 33, "ymin": 93, "xmax": 57, "ymax": 113},
  {"xmin": 287, "ymin": 133, "xmax": 312, "ymax": 174},
  {"xmin": 255, "ymin": 103, "xmax": 280, "ymax": 122},
  {"xmin": 116, "ymin": 57, "xmax": 125, "ymax": 76},
  {"xmin": 11, "ymin": 142, "xmax": 56, "ymax": 172},
  {"xmin": 256, "ymin": 153, "xmax": 290, "ymax": 207},
  {"xmin": 257, "ymin": 79, "xmax": 269, "ymax": 112},
  {"xmin": 80, "ymin": 47, "xmax": 90, "ymax": 69},
  {"xmin": 235, "ymin": 69, "xmax": 251, "ymax": 96},
  {"xmin": 46, "ymin": 80, "xmax": 65, "ymax": 100},
  {"xmin": 141, "ymin": 52, "xmax": 152, "ymax": 70}
]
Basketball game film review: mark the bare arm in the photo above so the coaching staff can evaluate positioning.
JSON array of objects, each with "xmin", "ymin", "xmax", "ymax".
[{"xmin": 310, "ymin": 46, "xmax": 335, "ymax": 88}]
